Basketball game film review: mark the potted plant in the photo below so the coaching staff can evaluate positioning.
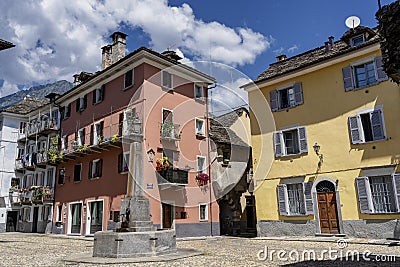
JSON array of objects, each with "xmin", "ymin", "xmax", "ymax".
[{"xmin": 196, "ymin": 172, "xmax": 210, "ymax": 186}]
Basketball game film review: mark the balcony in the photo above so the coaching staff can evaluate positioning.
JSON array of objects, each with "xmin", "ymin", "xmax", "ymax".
[
  {"xmin": 17, "ymin": 186, "xmax": 54, "ymax": 205},
  {"xmin": 160, "ymin": 122, "xmax": 181, "ymax": 141},
  {"xmin": 18, "ymin": 119, "xmax": 58, "ymax": 142},
  {"xmin": 9, "ymin": 188, "xmax": 21, "ymax": 205},
  {"xmin": 157, "ymin": 168, "xmax": 188, "ymax": 185},
  {"xmin": 15, "ymin": 151, "xmax": 50, "ymax": 171}
]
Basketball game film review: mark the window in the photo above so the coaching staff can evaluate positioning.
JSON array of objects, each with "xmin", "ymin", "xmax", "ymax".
[
  {"xmin": 76, "ymin": 95, "xmax": 87, "ymax": 112},
  {"xmin": 41, "ymin": 206, "xmax": 51, "ymax": 221},
  {"xmin": 93, "ymin": 121, "xmax": 104, "ymax": 145},
  {"xmin": 194, "ymin": 84, "xmax": 204, "ymax": 100},
  {"xmin": 199, "ymin": 203, "xmax": 208, "ymax": 221},
  {"xmin": 74, "ymin": 164, "xmax": 82, "ymax": 182},
  {"xmin": 17, "ymin": 148, "xmax": 25, "ymax": 159},
  {"xmin": 118, "ymin": 152, "xmax": 130, "ymax": 173},
  {"xmin": 58, "ymin": 168, "xmax": 65, "ymax": 185},
  {"xmin": 36, "ymin": 172, "xmax": 44, "ymax": 186},
  {"xmin": 19, "ymin": 121, "xmax": 26, "ymax": 134},
  {"xmin": 269, "ymin": 82, "xmax": 303, "ymax": 111},
  {"xmin": 46, "ymin": 168, "xmax": 54, "ymax": 187},
  {"xmin": 351, "ymin": 34, "xmax": 365, "ymax": 46},
  {"xmin": 197, "ymin": 156, "xmax": 206, "ymax": 174},
  {"xmin": 64, "ymin": 103, "xmax": 71, "ymax": 119},
  {"xmin": 57, "ymin": 204, "xmax": 63, "ymax": 222},
  {"xmin": 162, "ymin": 70, "xmax": 172, "ymax": 89},
  {"xmin": 273, "ymin": 126, "xmax": 307, "ymax": 157},
  {"xmin": 356, "ymin": 174, "xmax": 400, "ymax": 214},
  {"xmin": 93, "ymin": 85, "xmax": 105, "ymax": 104},
  {"xmin": 195, "ymin": 118, "xmax": 205, "ymax": 136},
  {"xmin": 277, "ymin": 182, "xmax": 313, "ymax": 216},
  {"xmin": 124, "ymin": 69, "xmax": 134, "ymax": 88},
  {"xmin": 61, "ymin": 135, "xmax": 67, "ymax": 150},
  {"xmin": 89, "ymin": 159, "xmax": 103, "ymax": 179},
  {"xmin": 348, "ymin": 108, "xmax": 385, "ymax": 144},
  {"xmin": 342, "ymin": 56, "xmax": 388, "ymax": 91},
  {"xmin": 78, "ymin": 128, "xmax": 85, "ymax": 146}
]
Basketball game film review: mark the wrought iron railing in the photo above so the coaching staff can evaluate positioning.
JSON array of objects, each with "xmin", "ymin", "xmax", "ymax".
[{"xmin": 157, "ymin": 168, "xmax": 188, "ymax": 184}]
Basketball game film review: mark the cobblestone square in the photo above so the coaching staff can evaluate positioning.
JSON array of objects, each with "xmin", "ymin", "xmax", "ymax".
[{"xmin": 1, "ymin": 233, "xmax": 400, "ymax": 266}]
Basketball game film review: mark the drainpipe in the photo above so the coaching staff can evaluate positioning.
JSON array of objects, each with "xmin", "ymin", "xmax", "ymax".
[{"xmin": 206, "ymin": 83, "xmax": 217, "ymax": 236}]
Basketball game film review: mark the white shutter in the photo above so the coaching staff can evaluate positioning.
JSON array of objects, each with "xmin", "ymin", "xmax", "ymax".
[
  {"xmin": 391, "ymin": 173, "xmax": 400, "ymax": 212},
  {"xmin": 273, "ymin": 132, "xmax": 283, "ymax": 157},
  {"xmin": 277, "ymin": 184, "xmax": 288, "ymax": 216},
  {"xmin": 374, "ymin": 56, "xmax": 388, "ymax": 82},
  {"xmin": 370, "ymin": 110, "xmax": 385, "ymax": 141},
  {"xmin": 355, "ymin": 177, "xmax": 372, "ymax": 214},
  {"xmin": 342, "ymin": 66, "xmax": 354, "ymax": 91},
  {"xmin": 302, "ymin": 182, "xmax": 314, "ymax": 215},
  {"xmin": 348, "ymin": 116, "xmax": 363, "ymax": 144},
  {"xmin": 298, "ymin": 127, "xmax": 308, "ymax": 153},
  {"xmin": 293, "ymin": 82, "xmax": 303, "ymax": 106},
  {"xmin": 269, "ymin": 90, "xmax": 278, "ymax": 111}
]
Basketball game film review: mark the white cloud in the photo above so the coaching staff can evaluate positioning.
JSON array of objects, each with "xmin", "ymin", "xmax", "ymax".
[
  {"xmin": 273, "ymin": 47, "xmax": 284, "ymax": 55},
  {"xmin": 0, "ymin": 0, "xmax": 272, "ymax": 97},
  {"xmin": 0, "ymin": 81, "xmax": 19, "ymax": 98},
  {"xmin": 287, "ymin": 44, "xmax": 299, "ymax": 53}
]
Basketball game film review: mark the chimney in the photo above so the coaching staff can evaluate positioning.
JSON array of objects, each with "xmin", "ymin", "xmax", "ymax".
[
  {"xmin": 161, "ymin": 50, "xmax": 182, "ymax": 62},
  {"xmin": 324, "ymin": 41, "xmax": 331, "ymax": 52},
  {"xmin": 73, "ymin": 72, "xmax": 93, "ymax": 86},
  {"xmin": 73, "ymin": 74, "xmax": 81, "ymax": 87},
  {"xmin": 101, "ymin": 31, "xmax": 128, "ymax": 70},
  {"xmin": 328, "ymin": 36, "xmax": 334, "ymax": 47},
  {"xmin": 276, "ymin": 54, "xmax": 287, "ymax": 62}
]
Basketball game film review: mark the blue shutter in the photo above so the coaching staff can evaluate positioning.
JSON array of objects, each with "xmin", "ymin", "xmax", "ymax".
[
  {"xmin": 273, "ymin": 132, "xmax": 283, "ymax": 157},
  {"xmin": 293, "ymin": 82, "xmax": 303, "ymax": 106},
  {"xmin": 392, "ymin": 174, "xmax": 400, "ymax": 212},
  {"xmin": 269, "ymin": 90, "xmax": 278, "ymax": 111},
  {"xmin": 342, "ymin": 66, "xmax": 354, "ymax": 91},
  {"xmin": 298, "ymin": 127, "xmax": 308, "ymax": 153},
  {"xmin": 348, "ymin": 116, "xmax": 362, "ymax": 144},
  {"xmin": 370, "ymin": 110, "xmax": 385, "ymax": 141},
  {"xmin": 374, "ymin": 56, "xmax": 388, "ymax": 82},
  {"xmin": 277, "ymin": 184, "xmax": 288, "ymax": 216},
  {"xmin": 355, "ymin": 177, "xmax": 372, "ymax": 214},
  {"xmin": 302, "ymin": 182, "xmax": 314, "ymax": 215}
]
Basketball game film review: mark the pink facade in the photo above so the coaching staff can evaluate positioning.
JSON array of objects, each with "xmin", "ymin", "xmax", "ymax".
[{"xmin": 53, "ymin": 47, "xmax": 219, "ymax": 237}]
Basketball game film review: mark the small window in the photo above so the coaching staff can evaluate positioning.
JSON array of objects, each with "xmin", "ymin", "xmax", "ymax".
[
  {"xmin": 78, "ymin": 128, "xmax": 85, "ymax": 146},
  {"xmin": 76, "ymin": 95, "xmax": 87, "ymax": 112},
  {"xmin": 348, "ymin": 108, "xmax": 385, "ymax": 144},
  {"xmin": 277, "ymin": 182, "xmax": 314, "ymax": 216},
  {"xmin": 17, "ymin": 148, "xmax": 25, "ymax": 159},
  {"xmin": 124, "ymin": 69, "xmax": 134, "ymax": 88},
  {"xmin": 63, "ymin": 103, "xmax": 71, "ymax": 119},
  {"xmin": 58, "ymin": 168, "xmax": 65, "ymax": 185},
  {"xmin": 197, "ymin": 156, "xmax": 206, "ymax": 174},
  {"xmin": 89, "ymin": 159, "xmax": 103, "ymax": 179},
  {"xmin": 162, "ymin": 70, "xmax": 172, "ymax": 89},
  {"xmin": 195, "ymin": 118, "xmax": 205, "ymax": 136},
  {"xmin": 356, "ymin": 174, "xmax": 400, "ymax": 214},
  {"xmin": 57, "ymin": 204, "xmax": 63, "ymax": 222},
  {"xmin": 46, "ymin": 168, "xmax": 54, "ymax": 187},
  {"xmin": 74, "ymin": 164, "xmax": 82, "ymax": 182},
  {"xmin": 194, "ymin": 84, "xmax": 204, "ymax": 100},
  {"xmin": 94, "ymin": 121, "xmax": 104, "ymax": 145},
  {"xmin": 273, "ymin": 126, "xmax": 308, "ymax": 157},
  {"xmin": 93, "ymin": 85, "xmax": 105, "ymax": 104},
  {"xmin": 351, "ymin": 34, "xmax": 365, "ymax": 46},
  {"xmin": 199, "ymin": 203, "xmax": 208, "ymax": 221},
  {"xmin": 269, "ymin": 83, "xmax": 303, "ymax": 112},
  {"xmin": 61, "ymin": 136, "xmax": 67, "ymax": 150},
  {"xmin": 118, "ymin": 152, "xmax": 130, "ymax": 173},
  {"xmin": 19, "ymin": 122, "xmax": 26, "ymax": 134}
]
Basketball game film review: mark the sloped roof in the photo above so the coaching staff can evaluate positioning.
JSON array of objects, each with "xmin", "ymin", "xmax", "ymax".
[
  {"xmin": 255, "ymin": 27, "xmax": 380, "ymax": 83},
  {"xmin": 1, "ymin": 96, "xmax": 48, "ymax": 115},
  {"xmin": 210, "ymin": 108, "xmax": 249, "ymax": 147},
  {"xmin": 0, "ymin": 39, "xmax": 15, "ymax": 51}
]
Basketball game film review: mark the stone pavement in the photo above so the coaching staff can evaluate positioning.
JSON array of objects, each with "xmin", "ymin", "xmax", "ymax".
[{"xmin": 1, "ymin": 232, "xmax": 400, "ymax": 266}]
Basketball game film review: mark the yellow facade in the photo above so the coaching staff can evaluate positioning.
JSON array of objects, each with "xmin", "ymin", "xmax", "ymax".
[{"xmin": 247, "ymin": 31, "xmax": 400, "ymax": 238}]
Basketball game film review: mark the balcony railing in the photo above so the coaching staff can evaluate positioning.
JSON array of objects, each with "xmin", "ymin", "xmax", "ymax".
[
  {"xmin": 15, "ymin": 186, "xmax": 54, "ymax": 205},
  {"xmin": 157, "ymin": 168, "xmax": 188, "ymax": 185},
  {"xmin": 15, "ymin": 151, "xmax": 50, "ymax": 170},
  {"xmin": 160, "ymin": 122, "xmax": 181, "ymax": 141},
  {"xmin": 20, "ymin": 119, "xmax": 58, "ymax": 141},
  {"xmin": 123, "ymin": 118, "xmax": 142, "ymax": 136}
]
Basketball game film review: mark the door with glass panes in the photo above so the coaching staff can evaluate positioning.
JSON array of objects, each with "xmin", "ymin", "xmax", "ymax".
[{"xmin": 86, "ymin": 200, "xmax": 103, "ymax": 235}]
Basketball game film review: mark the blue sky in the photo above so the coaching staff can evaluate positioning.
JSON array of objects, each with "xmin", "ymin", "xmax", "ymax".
[{"xmin": 0, "ymin": 0, "xmax": 394, "ymax": 104}]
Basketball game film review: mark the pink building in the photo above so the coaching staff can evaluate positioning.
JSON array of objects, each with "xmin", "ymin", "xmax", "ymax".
[{"xmin": 52, "ymin": 33, "xmax": 219, "ymax": 237}]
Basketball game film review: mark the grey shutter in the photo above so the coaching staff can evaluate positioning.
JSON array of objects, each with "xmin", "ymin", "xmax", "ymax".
[
  {"xmin": 370, "ymin": 110, "xmax": 385, "ymax": 141},
  {"xmin": 298, "ymin": 127, "xmax": 308, "ymax": 153},
  {"xmin": 355, "ymin": 177, "xmax": 372, "ymax": 214},
  {"xmin": 277, "ymin": 184, "xmax": 288, "ymax": 216},
  {"xmin": 374, "ymin": 56, "xmax": 388, "ymax": 82},
  {"xmin": 302, "ymin": 182, "xmax": 314, "ymax": 215},
  {"xmin": 273, "ymin": 132, "xmax": 283, "ymax": 157},
  {"xmin": 293, "ymin": 82, "xmax": 303, "ymax": 106},
  {"xmin": 342, "ymin": 66, "xmax": 354, "ymax": 91},
  {"xmin": 269, "ymin": 90, "xmax": 278, "ymax": 111},
  {"xmin": 391, "ymin": 173, "xmax": 400, "ymax": 212},
  {"xmin": 348, "ymin": 116, "xmax": 362, "ymax": 144}
]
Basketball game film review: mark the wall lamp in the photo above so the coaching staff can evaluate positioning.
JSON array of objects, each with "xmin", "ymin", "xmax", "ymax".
[{"xmin": 313, "ymin": 142, "xmax": 324, "ymax": 164}]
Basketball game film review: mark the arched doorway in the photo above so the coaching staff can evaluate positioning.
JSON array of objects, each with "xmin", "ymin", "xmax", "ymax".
[{"xmin": 316, "ymin": 180, "xmax": 340, "ymax": 234}]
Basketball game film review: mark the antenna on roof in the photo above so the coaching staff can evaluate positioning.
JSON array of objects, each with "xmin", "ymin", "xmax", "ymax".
[{"xmin": 345, "ymin": 16, "xmax": 361, "ymax": 30}]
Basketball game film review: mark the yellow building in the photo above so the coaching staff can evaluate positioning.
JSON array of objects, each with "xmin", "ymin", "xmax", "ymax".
[{"xmin": 244, "ymin": 26, "xmax": 400, "ymax": 238}]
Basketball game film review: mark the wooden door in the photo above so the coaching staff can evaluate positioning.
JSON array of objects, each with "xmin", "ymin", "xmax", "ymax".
[
  {"xmin": 162, "ymin": 203, "xmax": 173, "ymax": 229},
  {"xmin": 317, "ymin": 192, "xmax": 339, "ymax": 234}
]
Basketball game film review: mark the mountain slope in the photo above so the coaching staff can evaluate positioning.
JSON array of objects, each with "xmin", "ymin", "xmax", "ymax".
[{"xmin": 0, "ymin": 80, "xmax": 73, "ymax": 110}]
